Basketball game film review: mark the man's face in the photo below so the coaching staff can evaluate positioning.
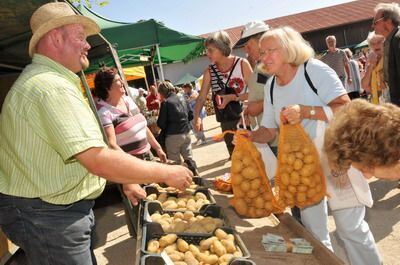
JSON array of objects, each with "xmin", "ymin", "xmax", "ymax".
[
  {"xmin": 59, "ymin": 24, "xmax": 91, "ymax": 73},
  {"xmin": 326, "ymin": 38, "xmax": 336, "ymax": 49},
  {"xmin": 244, "ymin": 37, "xmax": 261, "ymax": 62},
  {"xmin": 372, "ymin": 11, "xmax": 394, "ymax": 37},
  {"xmin": 150, "ymin": 85, "xmax": 157, "ymax": 95}
]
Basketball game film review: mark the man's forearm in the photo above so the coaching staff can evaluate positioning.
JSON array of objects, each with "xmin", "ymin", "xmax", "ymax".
[{"xmin": 77, "ymin": 147, "xmax": 168, "ymax": 184}]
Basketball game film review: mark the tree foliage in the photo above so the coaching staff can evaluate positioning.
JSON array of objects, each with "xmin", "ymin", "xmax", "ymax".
[{"xmin": 68, "ymin": 0, "xmax": 109, "ymax": 8}]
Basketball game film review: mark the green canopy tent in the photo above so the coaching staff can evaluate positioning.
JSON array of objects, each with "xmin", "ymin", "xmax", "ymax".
[
  {"xmin": 78, "ymin": 5, "xmax": 205, "ymax": 80},
  {"xmin": 174, "ymin": 73, "xmax": 198, "ymax": 86}
]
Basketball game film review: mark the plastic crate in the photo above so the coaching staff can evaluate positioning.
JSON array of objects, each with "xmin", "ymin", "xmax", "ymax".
[
  {"xmin": 143, "ymin": 201, "xmax": 231, "ymax": 233},
  {"xmin": 141, "ymin": 222, "xmax": 250, "ymax": 258},
  {"xmin": 140, "ymin": 255, "xmax": 256, "ymax": 265}
]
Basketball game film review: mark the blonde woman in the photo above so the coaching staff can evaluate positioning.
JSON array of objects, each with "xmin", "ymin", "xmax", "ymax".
[
  {"xmin": 250, "ymin": 26, "xmax": 381, "ymax": 265},
  {"xmin": 325, "ymin": 99, "xmax": 400, "ymax": 180}
]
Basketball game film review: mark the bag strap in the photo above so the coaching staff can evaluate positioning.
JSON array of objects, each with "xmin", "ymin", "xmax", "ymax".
[
  {"xmin": 270, "ymin": 60, "xmax": 317, "ymax": 105},
  {"xmin": 210, "ymin": 57, "xmax": 240, "ymax": 95}
]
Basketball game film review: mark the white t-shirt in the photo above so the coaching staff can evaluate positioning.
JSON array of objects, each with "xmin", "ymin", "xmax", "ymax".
[{"xmin": 261, "ymin": 58, "xmax": 347, "ymax": 140}]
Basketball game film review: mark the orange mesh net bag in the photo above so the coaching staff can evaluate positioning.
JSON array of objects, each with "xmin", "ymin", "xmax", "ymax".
[
  {"xmin": 275, "ymin": 122, "xmax": 327, "ymax": 209},
  {"xmin": 214, "ymin": 130, "xmax": 282, "ymax": 218}
]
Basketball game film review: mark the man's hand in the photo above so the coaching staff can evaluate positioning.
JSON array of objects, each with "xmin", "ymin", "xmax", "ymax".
[
  {"xmin": 156, "ymin": 148, "xmax": 167, "ymax": 163},
  {"xmin": 194, "ymin": 117, "xmax": 202, "ymax": 131},
  {"xmin": 281, "ymin": 105, "xmax": 302, "ymax": 124},
  {"xmin": 164, "ymin": 165, "xmax": 193, "ymax": 191},
  {"xmin": 122, "ymin": 184, "xmax": 147, "ymax": 206}
]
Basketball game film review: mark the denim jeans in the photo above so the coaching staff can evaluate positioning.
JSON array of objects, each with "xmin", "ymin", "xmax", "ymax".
[{"xmin": 0, "ymin": 193, "xmax": 96, "ymax": 265}]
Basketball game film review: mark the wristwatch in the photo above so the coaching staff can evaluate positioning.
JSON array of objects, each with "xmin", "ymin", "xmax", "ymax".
[{"xmin": 310, "ymin": 106, "xmax": 316, "ymax": 118}]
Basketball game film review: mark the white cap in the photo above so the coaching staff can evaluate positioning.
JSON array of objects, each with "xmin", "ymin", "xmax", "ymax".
[{"xmin": 234, "ymin": 21, "xmax": 270, "ymax": 48}]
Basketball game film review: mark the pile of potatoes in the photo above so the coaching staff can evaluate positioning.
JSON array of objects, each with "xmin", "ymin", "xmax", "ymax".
[
  {"xmin": 146, "ymin": 192, "xmax": 211, "ymax": 211},
  {"xmin": 150, "ymin": 183, "xmax": 199, "ymax": 193},
  {"xmin": 277, "ymin": 142, "xmax": 324, "ymax": 207},
  {"xmin": 147, "ymin": 228, "xmax": 243, "ymax": 265},
  {"xmin": 229, "ymin": 147, "xmax": 276, "ymax": 218},
  {"xmin": 150, "ymin": 210, "xmax": 224, "ymax": 233}
]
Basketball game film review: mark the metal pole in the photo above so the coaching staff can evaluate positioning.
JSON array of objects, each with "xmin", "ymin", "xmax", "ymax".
[
  {"xmin": 150, "ymin": 62, "xmax": 157, "ymax": 86},
  {"xmin": 156, "ymin": 43, "xmax": 165, "ymax": 81}
]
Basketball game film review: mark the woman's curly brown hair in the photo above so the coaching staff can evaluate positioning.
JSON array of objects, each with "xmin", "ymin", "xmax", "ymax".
[{"xmin": 324, "ymin": 99, "xmax": 400, "ymax": 171}]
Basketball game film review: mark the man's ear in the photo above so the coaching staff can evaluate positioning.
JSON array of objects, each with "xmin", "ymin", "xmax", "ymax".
[{"xmin": 48, "ymin": 28, "xmax": 64, "ymax": 50}]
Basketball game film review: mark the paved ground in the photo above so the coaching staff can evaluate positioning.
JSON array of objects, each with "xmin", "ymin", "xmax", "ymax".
[{"xmin": 6, "ymin": 115, "xmax": 400, "ymax": 265}]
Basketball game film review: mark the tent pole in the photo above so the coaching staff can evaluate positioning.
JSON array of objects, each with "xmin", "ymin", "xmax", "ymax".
[
  {"xmin": 150, "ymin": 62, "xmax": 157, "ymax": 86},
  {"xmin": 156, "ymin": 44, "xmax": 165, "ymax": 81}
]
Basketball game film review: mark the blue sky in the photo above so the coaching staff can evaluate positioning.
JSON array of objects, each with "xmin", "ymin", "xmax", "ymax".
[{"xmin": 88, "ymin": 0, "xmax": 354, "ymax": 35}]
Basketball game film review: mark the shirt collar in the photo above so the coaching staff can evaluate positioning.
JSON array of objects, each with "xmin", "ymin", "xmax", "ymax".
[{"xmin": 32, "ymin": 54, "xmax": 81, "ymax": 87}]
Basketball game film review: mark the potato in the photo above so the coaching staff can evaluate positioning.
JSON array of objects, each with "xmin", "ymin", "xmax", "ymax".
[
  {"xmin": 300, "ymin": 166, "xmax": 312, "ymax": 177},
  {"xmin": 147, "ymin": 239, "xmax": 159, "ymax": 253},
  {"xmin": 287, "ymin": 154, "xmax": 296, "ymax": 165},
  {"xmin": 250, "ymin": 178, "xmax": 261, "ymax": 190},
  {"xmin": 242, "ymin": 156, "xmax": 253, "ymax": 166},
  {"xmin": 184, "ymin": 251, "xmax": 199, "ymax": 265},
  {"xmin": 288, "ymin": 185, "xmax": 297, "ymax": 194},
  {"xmin": 158, "ymin": 193, "xmax": 168, "ymax": 202},
  {"xmin": 297, "ymin": 185, "xmax": 308, "ymax": 192},
  {"xmin": 146, "ymin": 193, "xmax": 157, "ymax": 201},
  {"xmin": 169, "ymin": 251, "xmax": 184, "ymax": 262},
  {"xmin": 285, "ymin": 165, "xmax": 294, "ymax": 173},
  {"xmin": 295, "ymin": 152, "xmax": 304, "ymax": 159},
  {"xmin": 290, "ymin": 171, "xmax": 300, "ymax": 185},
  {"xmin": 304, "ymin": 154, "xmax": 315, "ymax": 164},
  {"xmin": 163, "ymin": 200, "xmax": 178, "ymax": 209},
  {"xmin": 151, "ymin": 213, "xmax": 162, "ymax": 222},
  {"xmin": 219, "ymin": 253, "xmax": 234, "ymax": 264},
  {"xmin": 172, "ymin": 262, "xmax": 187, "ymax": 265},
  {"xmin": 159, "ymin": 234, "xmax": 177, "ymax": 247},
  {"xmin": 292, "ymin": 143, "xmax": 302, "ymax": 152},
  {"xmin": 263, "ymin": 191, "xmax": 273, "ymax": 201},
  {"xmin": 282, "ymin": 143, "xmax": 291, "ymax": 153},
  {"xmin": 231, "ymin": 160, "xmax": 244, "ymax": 173},
  {"xmin": 302, "ymin": 146, "xmax": 311, "ymax": 155},
  {"xmin": 247, "ymin": 189, "xmax": 258, "ymax": 199},
  {"xmin": 233, "ymin": 187, "xmax": 245, "ymax": 198},
  {"xmin": 200, "ymin": 236, "xmax": 218, "ymax": 251},
  {"xmin": 264, "ymin": 201, "xmax": 273, "ymax": 212},
  {"xmin": 199, "ymin": 253, "xmax": 219, "ymax": 265},
  {"xmin": 280, "ymin": 172, "xmax": 290, "ymax": 186},
  {"xmin": 176, "ymin": 238, "xmax": 189, "ymax": 252},
  {"xmin": 283, "ymin": 190, "xmax": 294, "ymax": 199},
  {"xmin": 221, "ymin": 239, "xmax": 236, "ymax": 253},
  {"xmin": 232, "ymin": 150, "xmax": 244, "ymax": 160},
  {"xmin": 164, "ymin": 243, "xmax": 177, "ymax": 254},
  {"xmin": 254, "ymin": 197, "xmax": 265, "ymax": 209},
  {"xmin": 212, "ymin": 240, "xmax": 226, "ymax": 256},
  {"xmin": 293, "ymin": 159, "xmax": 303, "ymax": 170},
  {"xmin": 296, "ymin": 192, "xmax": 307, "ymax": 203},
  {"xmin": 195, "ymin": 192, "xmax": 207, "ymax": 201},
  {"xmin": 248, "ymin": 207, "xmax": 257, "ymax": 218},
  {"xmin": 233, "ymin": 247, "xmax": 243, "ymax": 257},
  {"xmin": 315, "ymin": 184, "xmax": 323, "ymax": 192},
  {"xmin": 231, "ymin": 173, "xmax": 244, "ymax": 186},
  {"xmin": 215, "ymin": 228, "xmax": 228, "ymax": 240},
  {"xmin": 233, "ymin": 198, "xmax": 247, "ymax": 215},
  {"xmin": 241, "ymin": 167, "xmax": 259, "ymax": 179},
  {"xmin": 300, "ymin": 176, "xmax": 311, "ymax": 186},
  {"xmin": 307, "ymin": 188, "xmax": 317, "ymax": 198},
  {"xmin": 240, "ymin": 181, "xmax": 250, "ymax": 192}
]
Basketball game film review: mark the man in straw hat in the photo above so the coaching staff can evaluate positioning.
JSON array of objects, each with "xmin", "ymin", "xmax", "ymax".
[{"xmin": 0, "ymin": 2, "xmax": 192, "ymax": 264}]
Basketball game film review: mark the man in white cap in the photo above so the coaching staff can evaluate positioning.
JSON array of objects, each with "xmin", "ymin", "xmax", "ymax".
[
  {"xmin": 234, "ymin": 21, "xmax": 270, "ymax": 131},
  {"xmin": 0, "ymin": 2, "xmax": 192, "ymax": 264}
]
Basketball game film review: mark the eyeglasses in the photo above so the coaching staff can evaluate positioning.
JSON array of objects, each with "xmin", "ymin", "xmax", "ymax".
[
  {"xmin": 259, "ymin": 48, "xmax": 280, "ymax": 56},
  {"xmin": 373, "ymin": 16, "xmax": 385, "ymax": 25}
]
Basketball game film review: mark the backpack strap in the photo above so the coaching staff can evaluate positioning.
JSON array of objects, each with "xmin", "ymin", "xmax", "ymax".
[
  {"xmin": 270, "ymin": 60, "xmax": 317, "ymax": 105},
  {"xmin": 304, "ymin": 60, "xmax": 318, "ymax": 95}
]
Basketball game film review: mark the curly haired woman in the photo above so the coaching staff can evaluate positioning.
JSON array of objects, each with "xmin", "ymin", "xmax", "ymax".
[{"xmin": 324, "ymin": 99, "xmax": 400, "ymax": 180}]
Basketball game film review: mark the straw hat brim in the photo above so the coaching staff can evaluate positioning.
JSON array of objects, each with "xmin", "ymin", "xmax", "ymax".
[{"xmin": 29, "ymin": 15, "xmax": 100, "ymax": 57}]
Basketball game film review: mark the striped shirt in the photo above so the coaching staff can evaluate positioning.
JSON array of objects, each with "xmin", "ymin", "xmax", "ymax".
[
  {"xmin": 97, "ymin": 96, "xmax": 150, "ymax": 155},
  {"xmin": 209, "ymin": 57, "xmax": 246, "ymax": 95},
  {"xmin": 320, "ymin": 49, "xmax": 349, "ymax": 78},
  {"xmin": 0, "ymin": 54, "xmax": 106, "ymax": 205}
]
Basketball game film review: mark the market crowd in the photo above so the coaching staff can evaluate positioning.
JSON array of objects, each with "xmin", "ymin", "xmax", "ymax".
[{"xmin": 0, "ymin": 1, "xmax": 399, "ymax": 265}]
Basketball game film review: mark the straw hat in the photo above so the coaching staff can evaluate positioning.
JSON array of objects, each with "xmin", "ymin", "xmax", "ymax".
[
  {"xmin": 234, "ymin": 21, "xmax": 270, "ymax": 48},
  {"xmin": 29, "ymin": 2, "xmax": 100, "ymax": 57}
]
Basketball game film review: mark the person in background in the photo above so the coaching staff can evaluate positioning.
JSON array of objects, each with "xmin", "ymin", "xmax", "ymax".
[
  {"xmin": 94, "ymin": 67, "xmax": 166, "ymax": 162},
  {"xmin": 373, "ymin": 2, "xmax": 400, "ymax": 105},
  {"xmin": 194, "ymin": 31, "xmax": 252, "ymax": 158},
  {"xmin": 250, "ymin": 26, "xmax": 381, "ymax": 265},
  {"xmin": 136, "ymin": 88, "xmax": 148, "ymax": 113},
  {"xmin": 146, "ymin": 84, "xmax": 161, "ymax": 111},
  {"xmin": 320, "ymin": 35, "xmax": 352, "ymax": 86},
  {"xmin": 157, "ymin": 81, "xmax": 199, "ymax": 176},
  {"xmin": 325, "ymin": 99, "xmax": 400, "ymax": 181},
  {"xmin": 361, "ymin": 32, "xmax": 388, "ymax": 104},
  {"xmin": 343, "ymin": 48, "xmax": 361, "ymax": 99},
  {"xmin": 0, "ymin": 3, "xmax": 192, "ymax": 265},
  {"xmin": 182, "ymin": 83, "xmax": 207, "ymax": 145}
]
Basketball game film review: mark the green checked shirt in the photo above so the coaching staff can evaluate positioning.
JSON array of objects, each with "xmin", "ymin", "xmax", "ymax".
[{"xmin": 0, "ymin": 54, "xmax": 106, "ymax": 205}]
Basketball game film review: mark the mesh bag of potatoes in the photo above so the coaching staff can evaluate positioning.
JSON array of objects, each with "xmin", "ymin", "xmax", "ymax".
[
  {"xmin": 215, "ymin": 130, "xmax": 281, "ymax": 218},
  {"xmin": 276, "ymin": 123, "xmax": 327, "ymax": 209},
  {"xmin": 146, "ymin": 228, "xmax": 246, "ymax": 265}
]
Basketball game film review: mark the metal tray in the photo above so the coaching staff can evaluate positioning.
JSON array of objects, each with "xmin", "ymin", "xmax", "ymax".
[
  {"xmin": 145, "ymin": 176, "xmax": 206, "ymax": 191},
  {"xmin": 143, "ymin": 201, "xmax": 231, "ymax": 231},
  {"xmin": 140, "ymin": 254, "xmax": 256, "ymax": 265},
  {"xmin": 141, "ymin": 222, "xmax": 250, "ymax": 258},
  {"xmin": 143, "ymin": 186, "xmax": 216, "ymax": 211}
]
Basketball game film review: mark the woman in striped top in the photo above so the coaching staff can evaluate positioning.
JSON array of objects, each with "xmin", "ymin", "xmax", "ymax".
[{"xmin": 94, "ymin": 67, "xmax": 167, "ymax": 162}]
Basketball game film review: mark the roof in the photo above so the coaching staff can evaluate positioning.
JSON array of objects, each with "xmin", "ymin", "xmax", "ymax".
[{"xmin": 201, "ymin": 0, "xmax": 400, "ymax": 44}]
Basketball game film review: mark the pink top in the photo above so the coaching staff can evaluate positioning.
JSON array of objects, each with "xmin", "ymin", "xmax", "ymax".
[{"xmin": 96, "ymin": 96, "xmax": 151, "ymax": 155}]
